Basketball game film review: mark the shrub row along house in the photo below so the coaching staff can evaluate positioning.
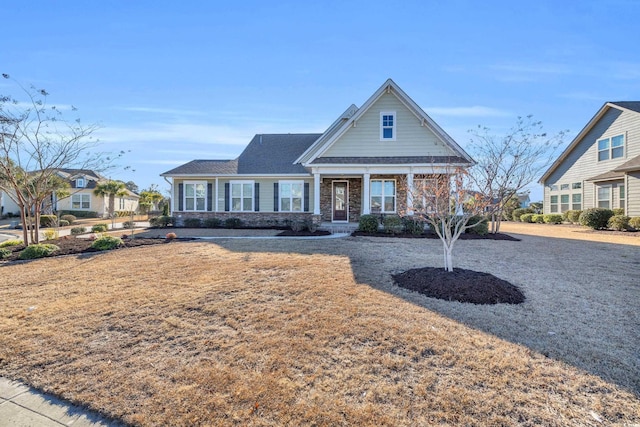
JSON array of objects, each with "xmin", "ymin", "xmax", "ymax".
[
  {"xmin": 540, "ymin": 102, "xmax": 640, "ymax": 216},
  {"xmin": 161, "ymin": 79, "xmax": 474, "ymax": 228}
]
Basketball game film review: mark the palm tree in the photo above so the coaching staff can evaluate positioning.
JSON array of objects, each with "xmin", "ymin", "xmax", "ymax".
[{"xmin": 94, "ymin": 180, "xmax": 128, "ymax": 227}]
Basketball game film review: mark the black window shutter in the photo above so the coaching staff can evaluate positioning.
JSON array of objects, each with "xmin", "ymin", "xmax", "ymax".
[
  {"xmin": 207, "ymin": 183, "xmax": 213, "ymax": 211},
  {"xmin": 304, "ymin": 182, "xmax": 310, "ymax": 212},
  {"xmin": 178, "ymin": 183, "xmax": 184, "ymax": 211},
  {"xmin": 254, "ymin": 183, "xmax": 260, "ymax": 211},
  {"xmin": 224, "ymin": 183, "xmax": 230, "ymax": 212},
  {"xmin": 273, "ymin": 182, "xmax": 279, "ymax": 212}
]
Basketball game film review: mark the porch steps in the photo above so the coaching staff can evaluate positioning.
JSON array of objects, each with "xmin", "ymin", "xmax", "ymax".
[{"xmin": 318, "ymin": 222, "xmax": 358, "ymax": 234}]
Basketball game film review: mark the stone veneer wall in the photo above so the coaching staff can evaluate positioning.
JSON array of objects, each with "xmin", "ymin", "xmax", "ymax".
[
  {"xmin": 319, "ymin": 178, "xmax": 362, "ymax": 222},
  {"xmin": 175, "ymin": 211, "xmax": 317, "ymax": 228}
]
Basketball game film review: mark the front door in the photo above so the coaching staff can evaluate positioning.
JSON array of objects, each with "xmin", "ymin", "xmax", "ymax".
[{"xmin": 332, "ymin": 181, "xmax": 348, "ymax": 221}]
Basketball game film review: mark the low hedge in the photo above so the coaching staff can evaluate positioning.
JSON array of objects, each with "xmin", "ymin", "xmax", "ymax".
[
  {"xmin": 40, "ymin": 214, "xmax": 58, "ymax": 227},
  {"xmin": 71, "ymin": 227, "xmax": 87, "ymax": 236},
  {"xmin": 91, "ymin": 236, "xmax": 123, "ymax": 251},
  {"xmin": 91, "ymin": 223, "xmax": 108, "ymax": 233},
  {"xmin": 58, "ymin": 210, "xmax": 99, "ymax": 218},
  {"xmin": 402, "ymin": 217, "xmax": 424, "ymax": 235},
  {"xmin": 608, "ymin": 215, "xmax": 630, "ymax": 231},
  {"xmin": 520, "ymin": 213, "xmax": 534, "ymax": 223},
  {"xmin": 0, "ymin": 239, "xmax": 22, "ymax": 248},
  {"xmin": 60, "ymin": 214, "xmax": 77, "ymax": 224},
  {"xmin": 579, "ymin": 208, "xmax": 614, "ymax": 230},
  {"xmin": 149, "ymin": 216, "xmax": 175, "ymax": 228},
  {"xmin": 358, "ymin": 215, "xmax": 379, "ymax": 233},
  {"xmin": 543, "ymin": 214, "xmax": 563, "ymax": 224},
  {"xmin": 224, "ymin": 217, "xmax": 243, "ymax": 229},
  {"xmin": 382, "ymin": 215, "xmax": 403, "ymax": 234},
  {"xmin": 203, "ymin": 217, "xmax": 222, "ymax": 228},
  {"xmin": 0, "ymin": 248, "xmax": 10, "ymax": 259},
  {"xmin": 183, "ymin": 218, "xmax": 202, "ymax": 228},
  {"xmin": 531, "ymin": 214, "xmax": 545, "ymax": 223},
  {"xmin": 512, "ymin": 208, "xmax": 534, "ymax": 222},
  {"xmin": 466, "ymin": 215, "xmax": 488, "ymax": 235},
  {"xmin": 18, "ymin": 243, "xmax": 60, "ymax": 260},
  {"xmin": 629, "ymin": 217, "xmax": 640, "ymax": 230},
  {"xmin": 565, "ymin": 210, "xmax": 582, "ymax": 224}
]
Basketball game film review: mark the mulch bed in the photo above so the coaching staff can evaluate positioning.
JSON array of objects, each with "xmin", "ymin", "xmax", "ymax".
[
  {"xmin": 393, "ymin": 267, "xmax": 526, "ymax": 305},
  {"xmin": 1, "ymin": 236, "xmax": 180, "ymax": 262},
  {"xmin": 276, "ymin": 230, "xmax": 332, "ymax": 237},
  {"xmin": 352, "ymin": 231, "xmax": 521, "ymax": 241}
]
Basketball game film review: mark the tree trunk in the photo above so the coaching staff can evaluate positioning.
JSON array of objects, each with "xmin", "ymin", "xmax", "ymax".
[
  {"xmin": 443, "ymin": 241, "xmax": 454, "ymax": 272},
  {"xmin": 19, "ymin": 206, "xmax": 29, "ymax": 245},
  {"xmin": 109, "ymin": 194, "xmax": 116, "ymax": 229}
]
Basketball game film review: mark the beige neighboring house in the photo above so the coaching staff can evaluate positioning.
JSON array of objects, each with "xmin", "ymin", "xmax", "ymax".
[
  {"xmin": 540, "ymin": 102, "xmax": 640, "ymax": 216},
  {"xmin": 53, "ymin": 169, "xmax": 139, "ymax": 217},
  {"xmin": 162, "ymin": 79, "xmax": 474, "ymax": 227}
]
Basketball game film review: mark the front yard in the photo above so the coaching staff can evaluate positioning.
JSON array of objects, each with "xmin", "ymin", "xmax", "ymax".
[{"xmin": 0, "ymin": 235, "xmax": 638, "ymax": 425}]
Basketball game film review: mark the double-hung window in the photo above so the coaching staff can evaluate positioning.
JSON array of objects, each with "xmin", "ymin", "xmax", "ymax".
[
  {"xmin": 371, "ymin": 179, "xmax": 396, "ymax": 213},
  {"xmin": 279, "ymin": 181, "xmax": 303, "ymax": 212},
  {"xmin": 560, "ymin": 194, "xmax": 570, "ymax": 212},
  {"xmin": 184, "ymin": 181, "xmax": 206, "ymax": 211},
  {"xmin": 572, "ymin": 194, "xmax": 581, "ymax": 211},
  {"xmin": 597, "ymin": 186, "xmax": 611, "ymax": 209},
  {"xmin": 597, "ymin": 134, "xmax": 624, "ymax": 161},
  {"xmin": 231, "ymin": 181, "xmax": 254, "ymax": 212},
  {"xmin": 619, "ymin": 184, "xmax": 625, "ymax": 210},
  {"xmin": 76, "ymin": 178, "xmax": 85, "ymax": 188},
  {"xmin": 380, "ymin": 112, "xmax": 396, "ymax": 141},
  {"xmin": 119, "ymin": 198, "xmax": 126, "ymax": 210},
  {"xmin": 72, "ymin": 194, "xmax": 90, "ymax": 209},
  {"xmin": 550, "ymin": 195, "xmax": 558, "ymax": 213}
]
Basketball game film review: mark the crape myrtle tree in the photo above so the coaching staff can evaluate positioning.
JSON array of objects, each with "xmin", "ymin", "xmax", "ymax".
[
  {"xmin": 467, "ymin": 115, "xmax": 567, "ymax": 233},
  {"xmin": 401, "ymin": 167, "xmax": 488, "ymax": 272},
  {"xmin": 0, "ymin": 74, "xmax": 118, "ymax": 244}
]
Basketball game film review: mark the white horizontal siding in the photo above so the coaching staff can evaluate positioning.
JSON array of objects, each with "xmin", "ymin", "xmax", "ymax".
[{"xmin": 627, "ymin": 172, "xmax": 640, "ymax": 217}]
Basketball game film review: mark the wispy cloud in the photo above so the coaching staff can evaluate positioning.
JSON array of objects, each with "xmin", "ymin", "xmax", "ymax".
[{"xmin": 426, "ymin": 106, "xmax": 510, "ymax": 117}]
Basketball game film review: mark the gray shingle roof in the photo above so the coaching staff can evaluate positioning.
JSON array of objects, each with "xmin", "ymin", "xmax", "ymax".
[
  {"xmin": 613, "ymin": 154, "xmax": 640, "ymax": 172},
  {"xmin": 310, "ymin": 156, "xmax": 471, "ymax": 165},
  {"xmin": 611, "ymin": 102, "xmax": 640, "ymax": 113},
  {"xmin": 586, "ymin": 170, "xmax": 625, "ymax": 182},
  {"xmin": 161, "ymin": 134, "xmax": 321, "ymax": 176}
]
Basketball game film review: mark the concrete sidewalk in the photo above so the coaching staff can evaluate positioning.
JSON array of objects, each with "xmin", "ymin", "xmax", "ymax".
[{"xmin": 0, "ymin": 378, "xmax": 123, "ymax": 426}]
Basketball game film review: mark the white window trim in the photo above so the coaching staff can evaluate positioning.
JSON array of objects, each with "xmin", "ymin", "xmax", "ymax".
[
  {"xmin": 370, "ymin": 179, "xmax": 397, "ymax": 213},
  {"xmin": 279, "ymin": 180, "xmax": 304, "ymax": 212},
  {"xmin": 230, "ymin": 180, "xmax": 254, "ymax": 212},
  {"xmin": 184, "ymin": 180, "xmax": 208, "ymax": 212},
  {"xmin": 560, "ymin": 193, "xmax": 570, "ymax": 213},
  {"xmin": 71, "ymin": 193, "xmax": 91, "ymax": 210},
  {"xmin": 380, "ymin": 111, "xmax": 396, "ymax": 141},
  {"xmin": 76, "ymin": 177, "xmax": 85, "ymax": 188},
  {"xmin": 596, "ymin": 184, "xmax": 611, "ymax": 209},
  {"xmin": 619, "ymin": 183, "xmax": 626, "ymax": 210},
  {"xmin": 597, "ymin": 134, "xmax": 625, "ymax": 162},
  {"xmin": 571, "ymin": 193, "xmax": 582, "ymax": 211},
  {"xmin": 549, "ymin": 195, "xmax": 558, "ymax": 213}
]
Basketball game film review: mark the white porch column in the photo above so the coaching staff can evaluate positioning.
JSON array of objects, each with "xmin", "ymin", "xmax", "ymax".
[
  {"xmin": 214, "ymin": 177, "xmax": 219, "ymax": 212},
  {"xmin": 362, "ymin": 173, "xmax": 371, "ymax": 214},
  {"xmin": 313, "ymin": 173, "xmax": 321, "ymax": 215},
  {"xmin": 407, "ymin": 172, "xmax": 414, "ymax": 215}
]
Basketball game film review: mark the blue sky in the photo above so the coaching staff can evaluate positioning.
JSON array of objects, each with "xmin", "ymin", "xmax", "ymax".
[{"xmin": 3, "ymin": 0, "xmax": 639, "ymax": 201}]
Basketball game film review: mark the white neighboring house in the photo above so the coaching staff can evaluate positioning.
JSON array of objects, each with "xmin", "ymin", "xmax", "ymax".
[
  {"xmin": 53, "ymin": 169, "xmax": 139, "ymax": 217},
  {"xmin": 1, "ymin": 189, "xmax": 21, "ymax": 216}
]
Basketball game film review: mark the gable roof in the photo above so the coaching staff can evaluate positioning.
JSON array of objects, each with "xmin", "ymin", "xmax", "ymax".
[
  {"xmin": 540, "ymin": 101, "xmax": 640, "ymax": 183},
  {"xmin": 613, "ymin": 154, "xmax": 640, "ymax": 172},
  {"xmin": 161, "ymin": 134, "xmax": 321, "ymax": 176},
  {"xmin": 296, "ymin": 79, "xmax": 473, "ymax": 165}
]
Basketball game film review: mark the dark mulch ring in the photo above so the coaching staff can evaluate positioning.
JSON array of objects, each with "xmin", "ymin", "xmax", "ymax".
[
  {"xmin": 1, "ymin": 236, "xmax": 187, "ymax": 262},
  {"xmin": 276, "ymin": 230, "xmax": 332, "ymax": 237},
  {"xmin": 393, "ymin": 267, "xmax": 526, "ymax": 305},
  {"xmin": 352, "ymin": 231, "xmax": 520, "ymax": 241}
]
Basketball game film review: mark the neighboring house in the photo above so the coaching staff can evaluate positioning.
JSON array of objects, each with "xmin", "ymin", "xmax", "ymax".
[
  {"xmin": 517, "ymin": 192, "xmax": 530, "ymax": 208},
  {"xmin": 0, "ymin": 189, "xmax": 21, "ymax": 216},
  {"xmin": 161, "ymin": 79, "xmax": 474, "ymax": 227},
  {"xmin": 53, "ymin": 169, "xmax": 140, "ymax": 217},
  {"xmin": 540, "ymin": 102, "xmax": 640, "ymax": 216}
]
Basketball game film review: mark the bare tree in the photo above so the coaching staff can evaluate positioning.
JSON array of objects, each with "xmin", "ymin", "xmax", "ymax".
[
  {"xmin": 402, "ymin": 168, "xmax": 488, "ymax": 272},
  {"xmin": 0, "ymin": 74, "xmax": 111, "ymax": 244},
  {"xmin": 467, "ymin": 115, "xmax": 567, "ymax": 233}
]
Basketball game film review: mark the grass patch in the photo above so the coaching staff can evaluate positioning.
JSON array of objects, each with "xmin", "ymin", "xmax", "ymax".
[{"xmin": 0, "ymin": 241, "xmax": 638, "ymax": 425}]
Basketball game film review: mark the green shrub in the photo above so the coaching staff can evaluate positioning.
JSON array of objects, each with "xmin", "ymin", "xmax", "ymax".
[
  {"xmin": 531, "ymin": 214, "xmax": 545, "ymax": 223},
  {"xmin": 466, "ymin": 215, "xmax": 489, "ymax": 235},
  {"xmin": 58, "ymin": 219, "xmax": 70, "ymax": 227},
  {"xmin": 43, "ymin": 229, "xmax": 59, "ymax": 240},
  {"xmin": 149, "ymin": 216, "xmax": 175, "ymax": 228},
  {"xmin": 565, "ymin": 210, "xmax": 582, "ymax": 224},
  {"xmin": 60, "ymin": 214, "xmax": 76, "ymax": 224},
  {"xmin": 520, "ymin": 213, "xmax": 534, "ymax": 223},
  {"xmin": 70, "ymin": 227, "xmax": 87, "ymax": 236},
  {"xmin": 59, "ymin": 210, "xmax": 99, "ymax": 218},
  {"xmin": 162, "ymin": 204, "xmax": 170, "ymax": 216},
  {"xmin": 91, "ymin": 223, "xmax": 108, "ymax": 233},
  {"xmin": 612, "ymin": 208, "xmax": 625, "ymax": 216},
  {"xmin": 512, "ymin": 208, "xmax": 534, "ymax": 222},
  {"xmin": 579, "ymin": 208, "xmax": 614, "ymax": 230},
  {"xmin": 608, "ymin": 215, "xmax": 630, "ymax": 231},
  {"xmin": 629, "ymin": 217, "xmax": 640, "ymax": 230},
  {"xmin": 382, "ymin": 215, "xmax": 403, "ymax": 234},
  {"xmin": 203, "ymin": 217, "xmax": 221, "ymax": 228},
  {"xmin": 305, "ymin": 219, "xmax": 318, "ymax": 233},
  {"xmin": 0, "ymin": 248, "xmax": 10, "ymax": 259},
  {"xmin": 40, "ymin": 215, "xmax": 57, "ymax": 227},
  {"xmin": 18, "ymin": 243, "xmax": 60, "ymax": 260},
  {"xmin": 290, "ymin": 220, "xmax": 305, "ymax": 232},
  {"xmin": 402, "ymin": 217, "xmax": 425, "ymax": 235},
  {"xmin": 183, "ymin": 218, "xmax": 202, "ymax": 228},
  {"xmin": 122, "ymin": 221, "xmax": 135, "ymax": 229},
  {"xmin": 0, "ymin": 239, "xmax": 22, "ymax": 248},
  {"xmin": 91, "ymin": 235, "xmax": 123, "ymax": 251},
  {"xmin": 543, "ymin": 214, "xmax": 563, "ymax": 224},
  {"xmin": 358, "ymin": 215, "xmax": 379, "ymax": 233},
  {"xmin": 224, "ymin": 217, "xmax": 243, "ymax": 229}
]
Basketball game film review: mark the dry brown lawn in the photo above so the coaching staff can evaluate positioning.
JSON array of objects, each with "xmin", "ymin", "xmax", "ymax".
[{"xmin": 1, "ymin": 236, "xmax": 639, "ymax": 426}]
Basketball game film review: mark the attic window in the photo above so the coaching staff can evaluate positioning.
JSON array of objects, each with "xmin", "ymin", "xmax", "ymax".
[
  {"xmin": 76, "ymin": 178, "xmax": 85, "ymax": 188},
  {"xmin": 597, "ymin": 134, "xmax": 624, "ymax": 161},
  {"xmin": 380, "ymin": 112, "xmax": 396, "ymax": 141}
]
